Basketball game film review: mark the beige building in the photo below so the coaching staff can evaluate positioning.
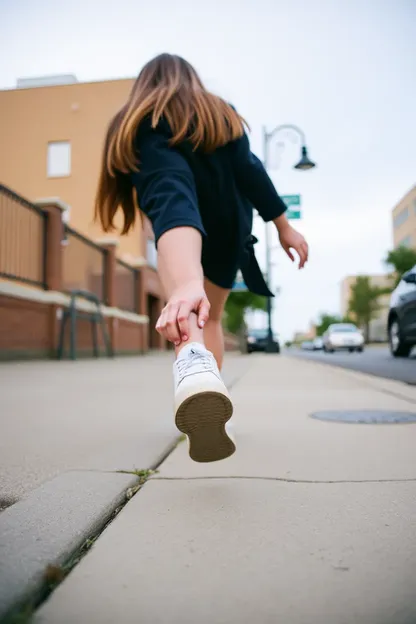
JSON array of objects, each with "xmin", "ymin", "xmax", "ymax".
[
  {"xmin": 340, "ymin": 275, "xmax": 391, "ymax": 341},
  {"xmin": 0, "ymin": 74, "xmax": 149, "ymax": 263},
  {"xmin": 0, "ymin": 75, "xmax": 171, "ymax": 356},
  {"xmin": 293, "ymin": 323, "xmax": 316, "ymax": 344},
  {"xmin": 392, "ymin": 184, "xmax": 416, "ymax": 249}
]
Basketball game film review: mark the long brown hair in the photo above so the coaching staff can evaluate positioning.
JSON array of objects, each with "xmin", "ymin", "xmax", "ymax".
[{"xmin": 95, "ymin": 53, "xmax": 246, "ymax": 235}]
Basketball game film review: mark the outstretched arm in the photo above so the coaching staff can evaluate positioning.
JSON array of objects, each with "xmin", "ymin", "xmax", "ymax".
[{"xmin": 132, "ymin": 129, "xmax": 210, "ymax": 345}]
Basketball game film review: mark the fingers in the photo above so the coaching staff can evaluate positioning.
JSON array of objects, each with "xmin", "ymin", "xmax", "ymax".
[
  {"xmin": 156, "ymin": 302, "xmax": 181, "ymax": 345},
  {"xmin": 155, "ymin": 314, "xmax": 164, "ymax": 341},
  {"xmin": 154, "ymin": 290, "xmax": 211, "ymax": 345},
  {"xmin": 284, "ymin": 245, "xmax": 295, "ymax": 262},
  {"xmin": 298, "ymin": 241, "xmax": 309, "ymax": 269},
  {"xmin": 198, "ymin": 297, "xmax": 211, "ymax": 328},
  {"xmin": 177, "ymin": 301, "xmax": 192, "ymax": 342},
  {"xmin": 285, "ymin": 241, "xmax": 309, "ymax": 268},
  {"xmin": 281, "ymin": 227, "xmax": 309, "ymax": 268},
  {"xmin": 156, "ymin": 299, "xmax": 205, "ymax": 345}
]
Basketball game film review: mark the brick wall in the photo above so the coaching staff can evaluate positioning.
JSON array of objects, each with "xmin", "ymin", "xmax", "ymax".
[
  {"xmin": 0, "ymin": 294, "xmax": 51, "ymax": 359},
  {"xmin": 0, "ymin": 287, "xmax": 148, "ymax": 360}
]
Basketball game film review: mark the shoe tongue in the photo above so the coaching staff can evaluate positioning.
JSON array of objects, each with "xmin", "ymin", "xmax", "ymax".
[{"xmin": 177, "ymin": 342, "xmax": 207, "ymax": 361}]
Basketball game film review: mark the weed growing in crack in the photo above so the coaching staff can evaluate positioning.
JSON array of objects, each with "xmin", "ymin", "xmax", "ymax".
[{"xmin": 117, "ymin": 469, "xmax": 158, "ymax": 499}]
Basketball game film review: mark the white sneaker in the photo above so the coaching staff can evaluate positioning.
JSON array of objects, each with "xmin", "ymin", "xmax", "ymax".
[{"xmin": 174, "ymin": 343, "xmax": 235, "ymax": 463}]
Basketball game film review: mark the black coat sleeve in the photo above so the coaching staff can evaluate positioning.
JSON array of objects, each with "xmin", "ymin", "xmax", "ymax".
[
  {"xmin": 131, "ymin": 128, "xmax": 206, "ymax": 245},
  {"xmin": 230, "ymin": 132, "xmax": 287, "ymax": 222}
]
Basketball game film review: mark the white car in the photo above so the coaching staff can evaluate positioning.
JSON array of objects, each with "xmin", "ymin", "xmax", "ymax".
[
  {"xmin": 301, "ymin": 340, "xmax": 315, "ymax": 350},
  {"xmin": 323, "ymin": 323, "xmax": 364, "ymax": 353}
]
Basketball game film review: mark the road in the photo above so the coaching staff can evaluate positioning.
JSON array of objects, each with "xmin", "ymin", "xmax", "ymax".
[{"xmin": 292, "ymin": 346, "xmax": 416, "ymax": 385}]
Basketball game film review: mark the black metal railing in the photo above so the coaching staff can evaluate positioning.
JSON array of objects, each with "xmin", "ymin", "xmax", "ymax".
[
  {"xmin": 115, "ymin": 259, "xmax": 138, "ymax": 312},
  {"xmin": 0, "ymin": 184, "xmax": 47, "ymax": 288},
  {"xmin": 62, "ymin": 226, "xmax": 107, "ymax": 302}
]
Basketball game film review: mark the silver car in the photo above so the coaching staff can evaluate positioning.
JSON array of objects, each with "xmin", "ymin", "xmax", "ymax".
[{"xmin": 323, "ymin": 323, "xmax": 364, "ymax": 353}]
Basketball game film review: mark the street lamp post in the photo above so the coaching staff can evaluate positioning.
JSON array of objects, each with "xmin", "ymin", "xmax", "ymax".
[{"xmin": 263, "ymin": 124, "xmax": 316, "ymax": 353}]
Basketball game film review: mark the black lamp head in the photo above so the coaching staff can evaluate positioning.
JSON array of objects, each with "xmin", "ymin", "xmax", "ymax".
[{"xmin": 294, "ymin": 146, "xmax": 316, "ymax": 170}]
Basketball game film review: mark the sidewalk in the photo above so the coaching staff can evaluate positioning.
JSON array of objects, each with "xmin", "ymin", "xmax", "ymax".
[
  {"xmin": 30, "ymin": 355, "xmax": 416, "ymax": 624},
  {"xmin": 0, "ymin": 352, "xmax": 249, "ymax": 619},
  {"xmin": 0, "ymin": 353, "xmax": 246, "ymax": 508}
]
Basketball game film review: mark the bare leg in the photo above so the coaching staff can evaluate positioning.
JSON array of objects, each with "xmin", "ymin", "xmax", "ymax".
[
  {"xmin": 203, "ymin": 278, "xmax": 230, "ymax": 370},
  {"xmin": 155, "ymin": 228, "xmax": 234, "ymax": 464},
  {"xmin": 175, "ymin": 313, "xmax": 203, "ymax": 356}
]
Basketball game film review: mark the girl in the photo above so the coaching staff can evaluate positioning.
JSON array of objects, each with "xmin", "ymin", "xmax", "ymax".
[{"xmin": 95, "ymin": 54, "xmax": 309, "ymax": 464}]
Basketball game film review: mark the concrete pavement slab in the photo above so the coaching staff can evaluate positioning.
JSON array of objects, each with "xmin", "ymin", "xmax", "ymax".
[
  {"xmin": 0, "ymin": 353, "xmax": 249, "ymax": 619},
  {"xmin": 157, "ymin": 356, "xmax": 416, "ymax": 481},
  {"xmin": 0, "ymin": 354, "xmax": 175, "ymax": 506},
  {"xmin": 0, "ymin": 470, "xmax": 136, "ymax": 621},
  {"xmin": 0, "ymin": 353, "xmax": 249, "ymax": 507},
  {"xmin": 34, "ymin": 478, "xmax": 416, "ymax": 624}
]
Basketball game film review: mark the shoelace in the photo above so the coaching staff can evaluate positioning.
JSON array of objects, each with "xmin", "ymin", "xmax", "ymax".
[{"xmin": 176, "ymin": 350, "xmax": 214, "ymax": 382}]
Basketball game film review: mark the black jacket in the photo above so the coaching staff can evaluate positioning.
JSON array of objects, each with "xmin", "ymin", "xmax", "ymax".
[{"xmin": 132, "ymin": 118, "xmax": 287, "ymax": 296}]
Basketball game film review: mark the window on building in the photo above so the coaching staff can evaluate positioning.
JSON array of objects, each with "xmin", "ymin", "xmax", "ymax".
[
  {"xmin": 398, "ymin": 235, "xmax": 412, "ymax": 248},
  {"xmin": 394, "ymin": 206, "xmax": 409, "ymax": 229},
  {"xmin": 146, "ymin": 238, "xmax": 157, "ymax": 268},
  {"xmin": 413, "ymin": 199, "xmax": 416, "ymax": 215},
  {"xmin": 47, "ymin": 141, "xmax": 71, "ymax": 177}
]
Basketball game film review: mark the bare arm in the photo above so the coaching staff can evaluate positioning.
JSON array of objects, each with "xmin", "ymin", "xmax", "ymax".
[
  {"xmin": 156, "ymin": 226, "xmax": 210, "ymax": 344},
  {"xmin": 273, "ymin": 214, "xmax": 309, "ymax": 269},
  {"xmin": 157, "ymin": 226, "xmax": 203, "ymax": 293}
]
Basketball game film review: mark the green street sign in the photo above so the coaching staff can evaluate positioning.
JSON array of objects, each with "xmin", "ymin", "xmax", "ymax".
[
  {"xmin": 282, "ymin": 194, "xmax": 301, "ymax": 207},
  {"xmin": 282, "ymin": 195, "xmax": 301, "ymax": 220}
]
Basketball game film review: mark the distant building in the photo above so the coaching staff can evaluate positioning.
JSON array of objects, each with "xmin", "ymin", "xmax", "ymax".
[
  {"xmin": 0, "ymin": 74, "xmax": 156, "ymax": 265},
  {"xmin": 392, "ymin": 184, "xmax": 416, "ymax": 249},
  {"xmin": 340, "ymin": 275, "xmax": 391, "ymax": 342},
  {"xmin": 0, "ymin": 75, "xmax": 167, "ymax": 352},
  {"xmin": 293, "ymin": 323, "xmax": 316, "ymax": 343}
]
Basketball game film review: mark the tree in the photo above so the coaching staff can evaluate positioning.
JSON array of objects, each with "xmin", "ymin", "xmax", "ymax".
[
  {"xmin": 385, "ymin": 246, "xmax": 416, "ymax": 287},
  {"xmin": 315, "ymin": 313, "xmax": 354, "ymax": 336},
  {"xmin": 348, "ymin": 276, "xmax": 388, "ymax": 342},
  {"xmin": 223, "ymin": 292, "xmax": 267, "ymax": 335},
  {"xmin": 316, "ymin": 314, "xmax": 342, "ymax": 336}
]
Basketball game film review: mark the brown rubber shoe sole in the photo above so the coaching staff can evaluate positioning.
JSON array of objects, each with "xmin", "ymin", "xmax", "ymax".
[{"xmin": 175, "ymin": 391, "xmax": 235, "ymax": 463}]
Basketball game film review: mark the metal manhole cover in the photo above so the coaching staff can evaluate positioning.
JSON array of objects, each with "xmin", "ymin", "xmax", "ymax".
[{"xmin": 310, "ymin": 410, "xmax": 416, "ymax": 424}]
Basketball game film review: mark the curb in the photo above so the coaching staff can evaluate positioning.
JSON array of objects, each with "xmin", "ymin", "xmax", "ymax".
[
  {"xmin": 0, "ymin": 357, "xmax": 251, "ymax": 622},
  {"xmin": 288, "ymin": 353, "xmax": 416, "ymax": 404},
  {"xmin": 0, "ymin": 443, "xmax": 177, "ymax": 623}
]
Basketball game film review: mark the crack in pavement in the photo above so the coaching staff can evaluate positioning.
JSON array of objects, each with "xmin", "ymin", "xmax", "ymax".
[{"xmin": 152, "ymin": 475, "xmax": 416, "ymax": 484}]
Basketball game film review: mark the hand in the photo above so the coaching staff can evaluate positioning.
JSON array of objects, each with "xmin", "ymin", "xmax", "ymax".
[
  {"xmin": 278, "ymin": 224, "xmax": 309, "ymax": 269},
  {"xmin": 156, "ymin": 280, "xmax": 210, "ymax": 346}
]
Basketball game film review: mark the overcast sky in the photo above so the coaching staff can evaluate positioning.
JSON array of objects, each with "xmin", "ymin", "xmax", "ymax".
[{"xmin": 1, "ymin": 0, "xmax": 416, "ymax": 339}]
